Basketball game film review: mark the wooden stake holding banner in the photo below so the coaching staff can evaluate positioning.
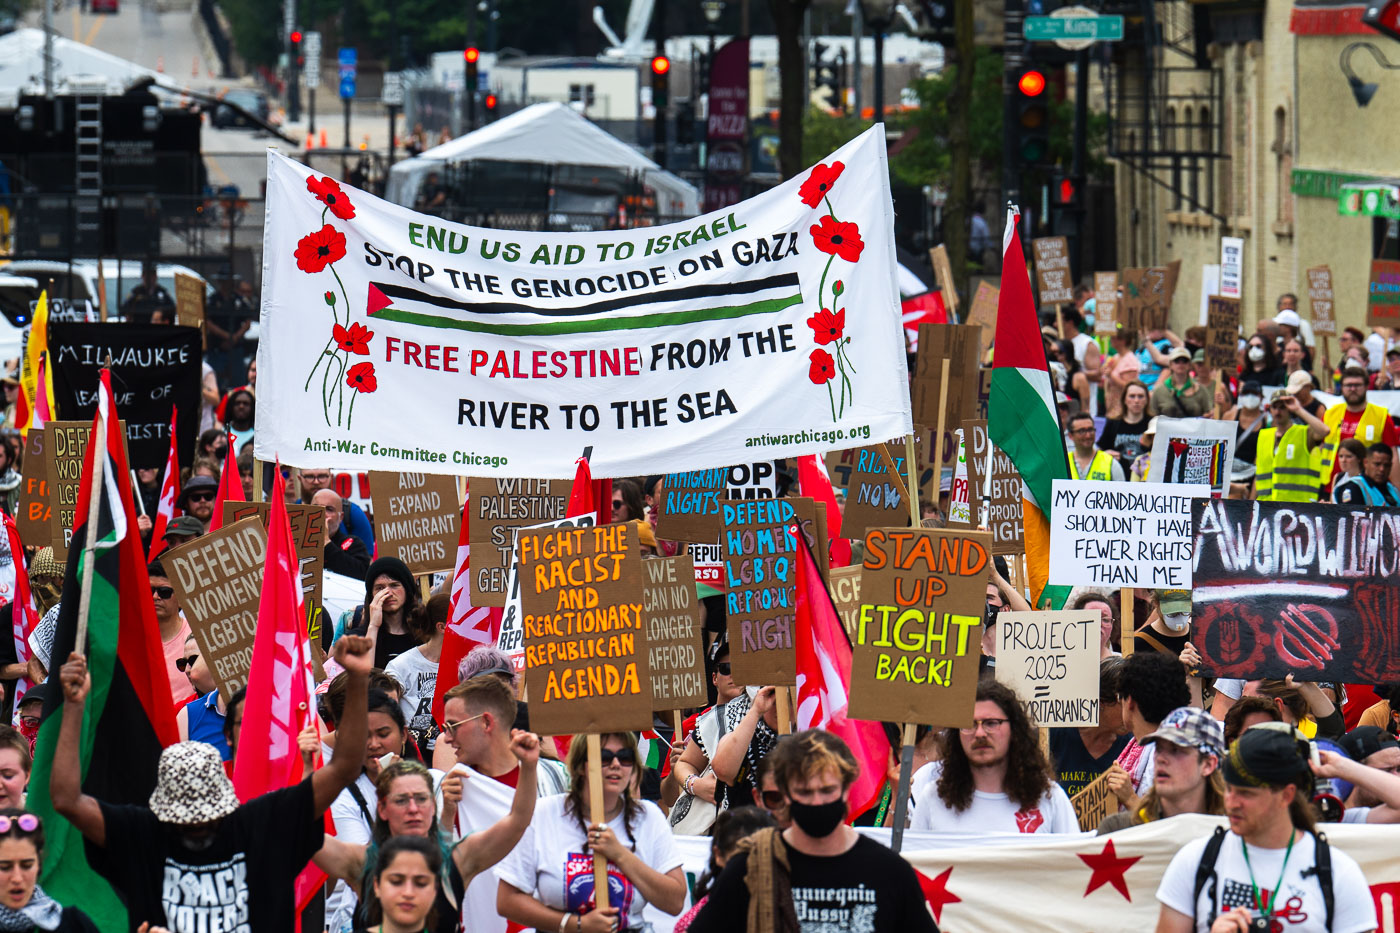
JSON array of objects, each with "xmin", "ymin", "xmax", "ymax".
[
  {"xmin": 75, "ymin": 391, "xmax": 111, "ymax": 655},
  {"xmin": 586, "ymin": 733, "xmax": 610, "ymax": 910},
  {"xmin": 889, "ymin": 429, "xmax": 927, "ymax": 853},
  {"xmin": 1121, "ymin": 588, "xmax": 1135, "ymax": 656},
  {"xmin": 775, "ymin": 686, "xmax": 792, "ymax": 735}
]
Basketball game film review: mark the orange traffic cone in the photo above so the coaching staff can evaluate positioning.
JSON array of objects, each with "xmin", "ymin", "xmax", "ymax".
[
  {"xmin": 156, "ymin": 56, "xmax": 164, "ymax": 73},
  {"xmin": 320, "ymin": 128, "xmax": 328, "ymax": 148},
  {"xmin": 306, "ymin": 132, "xmax": 315, "ymax": 149}
]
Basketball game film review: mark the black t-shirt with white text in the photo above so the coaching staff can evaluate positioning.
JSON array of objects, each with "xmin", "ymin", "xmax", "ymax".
[
  {"xmin": 689, "ymin": 834, "xmax": 938, "ymax": 933},
  {"xmin": 1048, "ymin": 727, "xmax": 1132, "ymax": 798},
  {"xmin": 92, "ymin": 780, "xmax": 322, "ymax": 933}
]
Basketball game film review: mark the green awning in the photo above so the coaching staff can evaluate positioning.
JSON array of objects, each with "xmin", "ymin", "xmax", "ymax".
[{"xmin": 1339, "ymin": 182, "xmax": 1400, "ymax": 219}]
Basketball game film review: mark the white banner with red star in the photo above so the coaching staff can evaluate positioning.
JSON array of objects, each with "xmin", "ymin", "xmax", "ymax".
[
  {"xmin": 255, "ymin": 129, "xmax": 911, "ymax": 479},
  {"xmin": 643, "ymin": 816, "xmax": 1399, "ymax": 932}
]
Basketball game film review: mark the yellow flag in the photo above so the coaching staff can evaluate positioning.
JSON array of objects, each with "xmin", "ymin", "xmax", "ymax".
[{"xmin": 18, "ymin": 290, "xmax": 53, "ymax": 435}]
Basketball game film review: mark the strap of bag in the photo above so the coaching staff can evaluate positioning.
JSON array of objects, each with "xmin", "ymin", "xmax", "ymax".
[
  {"xmin": 1193, "ymin": 825, "xmax": 1229, "ymax": 929},
  {"xmin": 1301, "ymin": 830, "xmax": 1334, "ymax": 931},
  {"xmin": 346, "ymin": 777, "xmax": 375, "ymax": 831}
]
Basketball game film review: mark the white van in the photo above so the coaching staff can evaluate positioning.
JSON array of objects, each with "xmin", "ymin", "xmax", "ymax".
[{"xmin": 0, "ymin": 259, "xmax": 207, "ymax": 316}]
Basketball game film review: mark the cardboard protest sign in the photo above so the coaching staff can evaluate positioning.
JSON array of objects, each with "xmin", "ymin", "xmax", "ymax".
[
  {"xmin": 828, "ymin": 565, "xmax": 862, "ymax": 641},
  {"xmin": 842, "ymin": 443, "xmax": 911, "ymax": 535},
  {"xmin": 1049, "ymin": 480, "xmax": 1207, "ymax": 588},
  {"xmin": 966, "ymin": 281, "xmax": 999, "ymax": 357},
  {"xmin": 643, "ymin": 555, "xmax": 707, "ymax": 710},
  {"xmin": 1093, "ymin": 272, "xmax": 1118, "ymax": 336},
  {"xmin": 255, "ymin": 130, "xmax": 914, "ymax": 480},
  {"xmin": 1307, "ymin": 266, "xmax": 1335, "ymax": 336},
  {"xmin": 1070, "ymin": 771, "xmax": 1118, "ymax": 833},
  {"xmin": 722, "ymin": 497, "xmax": 821, "ymax": 686},
  {"xmin": 46, "ymin": 322, "xmax": 202, "ymax": 471},
  {"xmin": 48, "ymin": 420, "xmax": 129, "ymax": 561},
  {"xmin": 913, "ymin": 323, "xmax": 981, "ymax": 428},
  {"xmin": 848, "ymin": 527, "xmax": 992, "ymax": 727},
  {"xmin": 656, "ymin": 469, "xmax": 728, "ymax": 542},
  {"xmin": 1368, "ymin": 259, "xmax": 1400, "ymax": 327},
  {"xmin": 17, "ymin": 427, "xmax": 51, "ymax": 547},
  {"xmin": 1220, "ymin": 237, "xmax": 1243, "ymax": 298},
  {"xmin": 222, "ymin": 502, "xmax": 325, "ymax": 615},
  {"xmin": 1147, "ymin": 417, "xmax": 1235, "ymax": 496},
  {"xmin": 944, "ymin": 428, "xmax": 972, "ymax": 527},
  {"xmin": 517, "ymin": 521, "xmax": 651, "ymax": 735},
  {"xmin": 497, "ymin": 513, "xmax": 597, "ymax": 674},
  {"xmin": 965, "ymin": 423, "xmax": 1024, "ymax": 554},
  {"xmin": 822, "ymin": 448, "xmax": 860, "ymax": 490},
  {"xmin": 368, "ymin": 471, "xmax": 461, "ymax": 574},
  {"xmin": 174, "ymin": 273, "xmax": 205, "ymax": 335},
  {"xmin": 995, "ymin": 611, "xmax": 1101, "ymax": 727},
  {"xmin": 1118, "ymin": 268, "xmax": 1147, "ymax": 332},
  {"xmin": 725, "ymin": 462, "xmax": 779, "ymax": 499},
  {"xmin": 1032, "ymin": 237, "xmax": 1073, "ymax": 306},
  {"xmin": 468, "ymin": 478, "xmax": 570, "ymax": 606},
  {"xmin": 162, "ymin": 517, "xmax": 268, "ymax": 702},
  {"xmin": 929, "ymin": 244, "xmax": 958, "ymax": 315},
  {"xmin": 1204, "ymin": 296, "xmax": 1240, "ymax": 370},
  {"xmin": 687, "ymin": 541, "xmax": 725, "ymax": 588},
  {"xmin": 1192, "ymin": 498, "xmax": 1400, "ymax": 683},
  {"xmin": 1139, "ymin": 263, "xmax": 1180, "ymax": 331}
]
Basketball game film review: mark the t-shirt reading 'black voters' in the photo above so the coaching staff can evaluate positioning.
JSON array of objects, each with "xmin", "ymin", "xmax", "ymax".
[
  {"xmin": 90, "ymin": 780, "xmax": 322, "ymax": 933},
  {"xmin": 687, "ymin": 833, "xmax": 939, "ymax": 933}
]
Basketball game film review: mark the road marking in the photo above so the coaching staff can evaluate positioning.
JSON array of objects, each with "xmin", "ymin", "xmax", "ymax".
[
  {"xmin": 205, "ymin": 152, "xmax": 231, "ymax": 186},
  {"xmin": 70, "ymin": 5, "xmax": 80, "ymax": 38},
  {"xmin": 83, "ymin": 13, "xmax": 105, "ymax": 46}
]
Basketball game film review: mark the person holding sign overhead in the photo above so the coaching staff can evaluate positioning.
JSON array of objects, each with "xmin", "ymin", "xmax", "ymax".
[
  {"xmin": 1253, "ymin": 391, "xmax": 1327, "ymax": 502},
  {"xmin": 1066, "ymin": 413, "xmax": 1124, "ymax": 482},
  {"xmin": 496, "ymin": 733, "xmax": 685, "ymax": 933}
]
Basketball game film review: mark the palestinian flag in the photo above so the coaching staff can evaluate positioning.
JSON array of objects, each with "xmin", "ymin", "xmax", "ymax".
[
  {"xmin": 987, "ymin": 211, "xmax": 1070, "ymax": 609},
  {"xmin": 27, "ymin": 369, "xmax": 181, "ymax": 933},
  {"xmin": 637, "ymin": 730, "xmax": 670, "ymax": 774}
]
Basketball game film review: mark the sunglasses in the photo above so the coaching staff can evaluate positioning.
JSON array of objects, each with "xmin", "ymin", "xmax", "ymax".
[
  {"xmin": 175, "ymin": 653, "xmax": 199, "ymax": 672},
  {"xmin": 443, "ymin": 712, "xmax": 485, "ymax": 734},
  {"xmin": 760, "ymin": 790, "xmax": 785, "ymax": 809},
  {"xmin": 186, "ymin": 491, "xmax": 215, "ymax": 503},
  {"xmin": 599, "ymin": 747, "xmax": 636, "ymax": 767},
  {"xmin": 611, "ymin": 500, "xmax": 623, "ymax": 508},
  {"xmin": 715, "ymin": 662, "xmax": 732, "ymax": 676},
  {"xmin": 0, "ymin": 815, "xmax": 39, "ymax": 834},
  {"xmin": 152, "ymin": 586, "xmax": 175, "ymax": 600}
]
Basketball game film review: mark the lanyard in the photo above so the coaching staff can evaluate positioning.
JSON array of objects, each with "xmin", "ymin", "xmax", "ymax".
[{"xmin": 1241, "ymin": 831, "xmax": 1296, "ymax": 920}]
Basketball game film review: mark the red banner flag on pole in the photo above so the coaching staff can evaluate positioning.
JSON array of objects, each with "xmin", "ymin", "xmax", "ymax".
[
  {"xmin": 433, "ymin": 492, "xmax": 502, "ymax": 725},
  {"xmin": 147, "ymin": 407, "xmax": 182, "ymax": 559},
  {"xmin": 208, "ymin": 430, "xmax": 245, "ymax": 532}
]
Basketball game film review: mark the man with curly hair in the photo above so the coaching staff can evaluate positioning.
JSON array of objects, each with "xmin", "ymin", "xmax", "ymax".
[{"xmin": 910, "ymin": 679, "xmax": 1078, "ymax": 833}]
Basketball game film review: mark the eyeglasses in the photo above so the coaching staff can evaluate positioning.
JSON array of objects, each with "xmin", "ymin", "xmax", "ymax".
[
  {"xmin": 611, "ymin": 500, "xmax": 623, "ymax": 508},
  {"xmin": 443, "ymin": 712, "xmax": 485, "ymax": 734},
  {"xmin": 0, "ymin": 815, "xmax": 39, "ymax": 834},
  {"xmin": 152, "ymin": 586, "xmax": 175, "ymax": 600},
  {"xmin": 301, "ymin": 473, "xmax": 331, "ymax": 482},
  {"xmin": 175, "ymin": 654, "xmax": 199, "ymax": 672},
  {"xmin": 17, "ymin": 716, "xmax": 38, "ymax": 729},
  {"xmin": 1070, "ymin": 427, "xmax": 1096, "ymax": 435},
  {"xmin": 959, "ymin": 718, "xmax": 1010, "ymax": 734},
  {"xmin": 715, "ymin": 662, "xmax": 732, "ymax": 676},
  {"xmin": 387, "ymin": 793, "xmax": 432, "ymax": 809},
  {"xmin": 599, "ymin": 747, "xmax": 636, "ymax": 767},
  {"xmin": 186, "ymin": 491, "xmax": 215, "ymax": 503},
  {"xmin": 760, "ymin": 790, "xmax": 785, "ymax": 809}
]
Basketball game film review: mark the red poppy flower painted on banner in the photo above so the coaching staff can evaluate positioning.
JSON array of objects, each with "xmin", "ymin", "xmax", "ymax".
[
  {"xmin": 810, "ymin": 216, "xmax": 864, "ymax": 263},
  {"xmin": 346, "ymin": 361, "xmax": 378, "ymax": 394},
  {"xmin": 807, "ymin": 307, "xmax": 845, "ymax": 345},
  {"xmin": 306, "ymin": 175, "xmax": 357, "ymax": 220},
  {"xmin": 809, "ymin": 349, "xmax": 836, "ymax": 385},
  {"xmin": 295, "ymin": 225, "xmax": 347, "ymax": 274},
  {"xmin": 333, "ymin": 322, "xmax": 373, "ymax": 355},
  {"xmin": 798, "ymin": 161, "xmax": 845, "ymax": 208}
]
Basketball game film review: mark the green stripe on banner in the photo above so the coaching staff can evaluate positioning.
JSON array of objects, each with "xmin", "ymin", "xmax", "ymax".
[{"xmin": 370, "ymin": 292, "xmax": 804, "ymax": 336}]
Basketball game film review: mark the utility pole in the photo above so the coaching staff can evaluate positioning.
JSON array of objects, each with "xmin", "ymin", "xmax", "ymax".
[
  {"xmin": 1069, "ymin": 48, "xmax": 1089, "ymax": 278},
  {"xmin": 947, "ymin": 0, "xmax": 974, "ymax": 297},
  {"xmin": 1002, "ymin": 0, "xmax": 1025, "ymax": 213},
  {"xmin": 653, "ymin": 0, "xmax": 669, "ymax": 168}
]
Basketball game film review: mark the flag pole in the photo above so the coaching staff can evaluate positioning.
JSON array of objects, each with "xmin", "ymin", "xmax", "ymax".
[
  {"xmin": 76, "ymin": 368, "xmax": 111, "ymax": 655},
  {"xmin": 586, "ymin": 733, "xmax": 611, "ymax": 910}
]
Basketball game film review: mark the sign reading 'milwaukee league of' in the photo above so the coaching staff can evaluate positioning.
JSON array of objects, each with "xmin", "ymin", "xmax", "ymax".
[{"xmin": 255, "ymin": 128, "xmax": 910, "ymax": 478}]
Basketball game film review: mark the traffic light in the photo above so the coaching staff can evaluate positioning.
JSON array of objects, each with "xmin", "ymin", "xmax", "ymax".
[
  {"xmin": 651, "ymin": 55, "xmax": 670, "ymax": 109},
  {"xmin": 1052, "ymin": 173, "xmax": 1079, "ymax": 207},
  {"xmin": 464, "ymin": 46, "xmax": 479, "ymax": 87},
  {"xmin": 290, "ymin": 29, "xmax": 303, "ymax": 66},
  {"xmin": 675, "ymin": 100, "xmax": 695, "ymax": 145},
  {"xmin": 813, "ymin": 42, "xmax": 840, "ymax": 111},
  {"xmin": 484, "ymin": 92, "xmax": 498, "ymax": 120},
  {"xmin": 1014, "ymin": 67, "xmax": 1050, "ymax": 166}
]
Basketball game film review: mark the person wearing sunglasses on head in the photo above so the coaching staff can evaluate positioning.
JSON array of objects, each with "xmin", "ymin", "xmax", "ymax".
[
  {"xmin": 0, "ymin": 728, "xmax": 30, "ymax": 810},
  {"xmin": 173, "ymin": 636, "xmax": 230, "ymax": 761},
  {"xmin": 498, "ymin": 733, "xmax": 685, "ymax": 933},
  {"xmin": 663, "ymin": 636, "xmax": 745, "ymax": 817},
  {"xmin": 0, "ymin": 809, "xmax": 100, "ymax": 931},
  {"xmin": 148, "ymin": 560, "xmax": 195, "ymax": 705},
  {"xmin": 175, "ymin": 476, "xmax": 219, "ymax": 531}
]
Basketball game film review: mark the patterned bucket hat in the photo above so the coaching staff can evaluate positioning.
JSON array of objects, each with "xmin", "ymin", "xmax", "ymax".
[{"xmin": 148, "ymin": 741, "xmax": 240, "ymax": 824}]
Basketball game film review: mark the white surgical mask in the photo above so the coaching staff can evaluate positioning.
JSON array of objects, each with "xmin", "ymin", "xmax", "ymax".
[
  {"xmin": 1247, "ymin": 346, "xmax": 1266, "ymax": 363},
  {"xmin": 1162, "ymin": 611, "xmax": 1192, "ymax": 633},
  {"xmin": 1239, "ymin": 394, "xmax": 1262, "ymax": 409}
]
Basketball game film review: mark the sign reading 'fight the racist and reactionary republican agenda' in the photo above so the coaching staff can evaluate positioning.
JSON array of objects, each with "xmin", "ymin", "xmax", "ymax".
[{"xmin": 254, "ymin": 129, "xmax": 911, "ymax": 478}]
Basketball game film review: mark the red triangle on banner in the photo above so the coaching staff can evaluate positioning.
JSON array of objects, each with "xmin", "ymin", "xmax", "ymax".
[{"xmin": 367, "ymin": 282, "xmax": 392, "ymax": 316}]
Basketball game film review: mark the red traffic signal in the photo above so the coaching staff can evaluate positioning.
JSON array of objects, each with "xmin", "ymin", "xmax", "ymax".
[
  {"xmin": 1017, "ymin": 69, "xmax": 1046, "ymax": 96},
  {"xmin": 651, "ymin": 55, "xmax": 671, "ymax": 75},
  {"xmin": 485, "ymin": 93, "xmax": 498, "ymax": 110},
  {"xmin": 464, "ymin": 46, "xmax": 480, "ymax": 63},
  {"xmin": 1058, "ymin": 177, "xmax": 1076, "ymax": 203},
  {"xmin": 290, "ymin": 29, "xmax": 302, "ymax": 44}
]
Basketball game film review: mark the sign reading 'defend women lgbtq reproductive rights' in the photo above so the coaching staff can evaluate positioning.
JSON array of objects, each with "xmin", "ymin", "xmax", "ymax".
[
  {"xmin": 1048, "ymin": 480, "xmax": 1208, "ymax": 588},
  {"xmin": 255, "ymin": 128, "xmax": 911, "ymax": 479}
]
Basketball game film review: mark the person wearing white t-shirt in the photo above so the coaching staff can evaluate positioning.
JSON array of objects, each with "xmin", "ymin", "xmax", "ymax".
[
  {"xmin": 386, "ymin": 592, "xmax": 450, "ymax": 753},
  {"xmin": 912, "ymin": 680, "xmax": 1079, "ymax": 833},
  {"xmin": 1155, "ymin": 725, "xmax": 1377, "ymax": 933},
  {"xmin": 497, "ymin": 732, "xmax": 686, "ymax": 932}
]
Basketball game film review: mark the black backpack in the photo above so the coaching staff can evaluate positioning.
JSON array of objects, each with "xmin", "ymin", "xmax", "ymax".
[{"xmin": 1192, "ymin": 825, "xmax": 1333, "ymax": 930}]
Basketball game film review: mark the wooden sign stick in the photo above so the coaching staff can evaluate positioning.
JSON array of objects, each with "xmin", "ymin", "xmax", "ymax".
[
  {"xmin": 76, "ymin": 369, "xmax": 113, "ymax": 655},
  {"xmin": 775, "ymin": 685, "xmax": 792, "ymax": 736},
  {"xmin": 876, "ymin": 443, "xmax": 911, "ymax": 507},
  {"xmin": 586, "ymin": 733, "xmax": 611, "ymax": 909},
  {"xmin": 1121, "ymin": 587, "xmax": 1135, "ymax": 656},
  {"xmin": 253, "ymin": 458, "xmax": 265, "ymax": 502},
  {"xmin": 672, "ymin": 710, "xmax": 684, "ymax": 745}
]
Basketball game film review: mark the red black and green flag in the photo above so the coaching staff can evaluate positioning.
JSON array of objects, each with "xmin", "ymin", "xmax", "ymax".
[{"xmin": 27, "ymin": 369, "xmax": 181, "ymax": 932}]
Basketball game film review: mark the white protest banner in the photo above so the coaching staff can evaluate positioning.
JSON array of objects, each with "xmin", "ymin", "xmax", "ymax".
[
  {"xmin": 1048, "ymin": 479, "xmax": 1208, "ymax": 588},
  {"xmin": 1220, "ymin": 236, "xmax": 1243, "ymax": 298},
  {"xmin": 995, "ymin": 611, "xmax": 1101, "ymax": 727},
  {"xmin": 1146, "ymin": 417, "xmax": 1236, "ymax": 496},
  {"xmin": 496, "ymin": 512, "xmax": 596, "ymax": 673},
  {"xmin": 255, "ymin": 129, "xmax": 911, "ymax": 478}
]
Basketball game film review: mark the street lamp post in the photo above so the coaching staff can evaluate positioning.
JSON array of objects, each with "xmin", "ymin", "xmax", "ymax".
[{"xmin": 860, "ymin": 0, "xmax": 896, "ymax": 123}]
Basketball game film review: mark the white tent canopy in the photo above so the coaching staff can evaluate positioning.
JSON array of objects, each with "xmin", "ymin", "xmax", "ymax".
[
  {"xmin": 384, "ymin": 101, "xmax": 699, "ymax": 217},
  {"xmin": 0, "ymin": 28, "xmax": 182, "ymax": 106}
]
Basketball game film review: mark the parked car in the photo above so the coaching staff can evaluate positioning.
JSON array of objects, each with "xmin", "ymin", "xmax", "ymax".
[
  {"xmin": 0, "ymin": 274, "xmax": 40, "ymax": 361},
  {"xmin": 90, "ymin": 0, "xmax": 119, "ymax": 12},
  {"xmin": 0, "ymin": 259, "xmax": 204, "ymax": 320},
  {"xmin": 213, "ymin": 88, "xmax": 270, "ymax": 129}
]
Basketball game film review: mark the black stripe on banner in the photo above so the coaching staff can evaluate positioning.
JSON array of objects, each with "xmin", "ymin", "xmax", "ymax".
[{"xmin": 373, "ymin": 272, "xmax": 802, "ymax": 318}]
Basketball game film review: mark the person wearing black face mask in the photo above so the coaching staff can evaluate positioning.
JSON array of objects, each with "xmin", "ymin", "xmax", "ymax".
[{"xmin": 688, "ymin": 730, "xmax": 938, "ymax": 933}]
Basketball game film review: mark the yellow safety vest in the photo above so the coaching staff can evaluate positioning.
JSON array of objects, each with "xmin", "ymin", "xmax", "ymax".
[
  {"xmin": 1255, "ymin": 424, "xmax": 1319, "ymax": 501},
  {"xmin": 1318, "ymin": 402, "xmax": 1391, "ymax": 482},
  {"xmin": 1068, "ymin": 449, "xmax": 1116, "ymax": 481}
]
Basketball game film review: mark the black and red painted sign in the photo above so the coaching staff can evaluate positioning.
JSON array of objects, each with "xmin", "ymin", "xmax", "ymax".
[{"xmin": 1191, "ymin": 499, "xmax": 1400, "ymax": 683}]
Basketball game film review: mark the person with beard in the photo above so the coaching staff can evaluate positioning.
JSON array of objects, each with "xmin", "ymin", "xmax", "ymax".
[
  {"xmin": 1097, "ymin": 706, "xmax": 1225, "ymax": 833},
  {"xmin": 176, "ymin": 476, "xmax": 219, "ymax": 531},
  {"xmin": 688, "ymin": 729, "xmax": 937, "ymax": 932},
  {"xmin": 911, "ymin": 679, "xmax": 1077, "ymax": 833}
]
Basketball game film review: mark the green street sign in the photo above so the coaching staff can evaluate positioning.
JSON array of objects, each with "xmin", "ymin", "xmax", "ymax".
[{"xmin": 1024, "ymin": 14, "xmax": 1124, "ymax": 43}]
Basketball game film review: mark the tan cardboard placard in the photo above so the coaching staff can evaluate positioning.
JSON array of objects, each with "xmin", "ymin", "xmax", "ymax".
[
  {"xmin": 517, "ymin": 521, "xmax": 651, "ymax": 735},
  {"xmin": 1368, "ymin": 259, "xmax": 1400, "ymax": 328},
  {"xmin": 962, "ymin": 428, "xmax": 1025, "ymax": 555},
  {"xmin": 222, "ymin": 502, "xmax": 325, "ymax": 615},
  {"xmin": 1205, "ymin": 295, "xmax": 1241, "ymax": 370},
  {"xmin": 994, "ymin": 611, "xmax": 1101, "ymax": 727},
  {"xmin": 913, "ymin": 323, "xmax": 981, "ymax": 428},
  {"xmin": 17, "ymin": 427, "xmax": 51, "ymax": 548},
  {"xmin": 848, "ymin": 527, "xmax": 992, "ymax": 727},
  {"xmin": 1119, "ymin": 268, "xmax": 1147, "ymax": 332},
  {"xmin": 643, "ymin": 555, "xmax": 707, "ymax": 710},
  {"xmin": 842, "ymin": 443, "xmax": 912, "ymax": 535},
  {"xmin": 468, "ymin": 478, "xmax": 570, "ymax": 606},
  {"xmin": 1135, "ymin": 262, "xmax": 1181, "ymax": 331},
  {"xmin": 368, "ymin": 471, "xmax": 461, "ymax": 574},
  {"xmin": 828, "ymin": 565, "xmax": 863, "ymax": 641},
  {"xmin": 952, "ymin": 420, "xmax": 988, "ymax": 529},
  {"xmin": 1093, "ymin": 272, "xmax": 1118, "ymax": 336},
  {"xmin": 47, "ymin": 420, "xmax": 129, "ymax": 561},
  {"xmin": 966, "ymin": 280, "xmax": 1000, "ymax": 358},
  {"xmin": 1307, "ymin": 266, "xmax": 1335, "ymax": 336},
  {"xmin": 822, "ymin": 447, "xmax": 860, "ymax": 490},
  {"xmin": 655, "ymin": 469, "xmax": 729, "ymax": 543},
  {"xmin": 174, "ymin": 272, "xmax": 206, "ymax": 336},
  {"xmin": 163, "ymin": 516, "xmax": 268, "ymax": 703},
  {"xmin": 1032, "ymin": 236, "xmax": 1073, "ymax": 305},
  {"xmin": 929, "ymin": 244, "xmax": 958, "ymax": 315},
  {"xmin": 1071, "ymin": 770, "xmax": 1118, "ymax": 832}
]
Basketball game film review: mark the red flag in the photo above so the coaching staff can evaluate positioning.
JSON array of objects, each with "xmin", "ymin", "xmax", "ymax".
[
  {"xmin": 797, "ymin": 454, "xmax": 853, "ymax": 568},
  {"xmin": 565, "ymin": 456, "xmax": 611, "ymax": 525},
  {"xmin": 433, "ymin": 491, "xmax": 502, "ymax": 725},
  {"xmin": 32, "ymin": 352, "xmax": 51, "ymax": 428},
  {"xmin": 791, "ymin": 524, "xmax": 889, "ymax": 820},
  {"xmin": 147, "ymin": 407, "xmax": 182, "ymax": 559},
  {"xmin": 2, "ymin": 512, "xmax": 36, "ymax": 715},
  {"xmin": 208, "ymin": 430, "xmax": 245, "ymax": 531}
]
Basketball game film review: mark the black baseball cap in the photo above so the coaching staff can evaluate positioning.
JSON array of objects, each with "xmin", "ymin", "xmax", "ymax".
[
  {"xmin": 1338, "ymin": 725, "xmax": 1400, "ymax": 763},
  {"xmin": 1223, "ymin": 724, "xmax": 1311, "ymax": 787}
]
